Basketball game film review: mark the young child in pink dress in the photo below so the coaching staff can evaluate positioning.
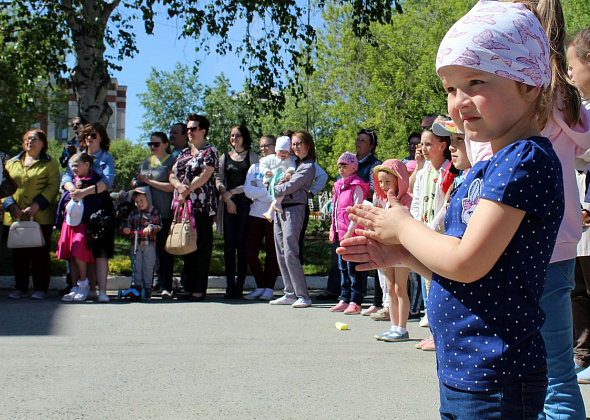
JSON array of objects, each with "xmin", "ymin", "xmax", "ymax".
[{"xmin": 57, "ymin": 153, "xmax": 101, "ymax": 302}]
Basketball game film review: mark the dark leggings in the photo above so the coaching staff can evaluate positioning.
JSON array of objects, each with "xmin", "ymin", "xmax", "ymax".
[
  {"xmin": 182, "ymin": 213, "xmax": 214, "ymax": 294},
  {"xmin": 155, "ymin": 218, "xmax": 174, "ymax": 291},
  {"xmin": 12, "ymin": 224, "xmax": 53, "ymax": 293},
  {"xmin": 223, "ymin": 193, "xmax": 250, "ymax": 289}
]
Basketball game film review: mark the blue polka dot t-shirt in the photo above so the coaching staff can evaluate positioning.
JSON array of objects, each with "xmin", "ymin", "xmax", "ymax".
[{"xmin": 429, "ymin": 136, "xmax": 564, "ymax": 392}]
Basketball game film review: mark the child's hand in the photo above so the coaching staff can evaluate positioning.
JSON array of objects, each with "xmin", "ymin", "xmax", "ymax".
[
  {"xmin": 122, "ymin": 227, "xmax": 131, "ymax": 234},
  {"xmin": 266, "ymin": 171, "xmax": 273, "ymax": 177},
  {"xmin": 337, "ymin": 236, "xmax": 410, "ymax": 271},
  {"xmin": 75, "ymin": 179, "xmax": 83, "ymax": 189},
  {"xmin": 285, "ymin": 173, "xmax": 292, "ymax": 181},
  {"xmin": 346, "ymin": 190, "xmax": 413, "ymax": 245},
  {"xmin": 264, "ymin": 183, "xmax": 269, "ymax": 188},
  {"xmin": 142, "ymin": 226, "xmax": 152, "ymax": 235}
]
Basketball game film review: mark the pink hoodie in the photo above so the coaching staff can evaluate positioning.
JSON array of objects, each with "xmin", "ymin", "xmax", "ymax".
[
  {"xmin": 372, "ymin": 159, "xmax": 413, "ymax": 210},
  {"xmin": 466, "ymin": 106, "xmax": 590, "ymax": 263}
]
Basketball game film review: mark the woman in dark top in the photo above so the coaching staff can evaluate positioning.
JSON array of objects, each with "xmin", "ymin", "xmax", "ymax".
[
  {"xmin": 133, "ymin": 132, "xmax": 175, "ymax": 298},
  {"xmin": 215, "ymin": 125, "xmax": 259, "ymax": 299}
]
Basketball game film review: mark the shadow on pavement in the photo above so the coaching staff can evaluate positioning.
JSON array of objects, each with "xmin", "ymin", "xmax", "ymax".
[{"xmin": 0, "ymin": 292, "xmax": 64, "ymax": 336}]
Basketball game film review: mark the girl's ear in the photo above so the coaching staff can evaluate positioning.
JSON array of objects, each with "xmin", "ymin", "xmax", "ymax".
[{"xmin": 519, "ymin": 84, "xmax": 542, "ymax": 103}]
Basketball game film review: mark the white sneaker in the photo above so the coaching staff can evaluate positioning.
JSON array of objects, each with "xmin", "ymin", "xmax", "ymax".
[
  {"xmin": 62, "ymin": 287, "xmax": 79, "ymax": 302},
  {"xmin": 259, "ymin": 288, "xmax": 274, "ymax": 301},
  {"xmin": 9, "ymin": 290, "xmax": 29, "ymax": 299},
  {"xmin": 292, "ymin": 297, "xmax": 312, "ymax": 308},
  {"xmin": 30, "ymin": 291, "xmax": 46, "ymax": 300},
  {"xmin": 272, "ymin": 200, "xmax": 283, "ymax": 214},
  {"xmin": 98, "ymin": 290, "xmax": 110, "ymax": 303},
  {"xmin": 269, "ymin": 295, "xmax": 298, "ymax": 305},
  {"xmin": 262, "ymin": 210, "xmax": 274, "ymax": 223},
  {"xmin": 419, "ymin": 314, "xmax": 429, "ymax": 327},
  {"xmin": 74, "ymin": 280, "xmax": 90, "ymax": 302},
  {"xmin": 244, "ymin": 288, "xmax": 265, "ymax": 300}
]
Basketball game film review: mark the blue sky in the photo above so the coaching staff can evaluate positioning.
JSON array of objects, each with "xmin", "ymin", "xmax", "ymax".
[
  {"xmin": 108, "ymin": 3, "xmax": 322, "ymax": 143},
  {"xmin": 108, "ymin": 14, "xmax": 247, "ymax": 142}
]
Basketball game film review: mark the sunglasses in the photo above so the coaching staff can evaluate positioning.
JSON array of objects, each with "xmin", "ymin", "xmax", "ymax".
[
  {"xmin": 147, "ymin": 142, "xmax": 162, "ymax": 148},
  {"xmin": 187, "ymin": 126, "xmax": 201, "ymax": 133},
  {"xmin": 86, "ymin": 133, "xmax": 98, "ymax": 139},
  {"xmin": 358, "ymin": 129, "xmax": 376, "ymax": 144}
]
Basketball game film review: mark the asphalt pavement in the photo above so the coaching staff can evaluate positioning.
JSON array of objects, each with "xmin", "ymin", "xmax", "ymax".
[{"xmin": 1, "ymin": 289, "xmax": 589, "ymax": 419}]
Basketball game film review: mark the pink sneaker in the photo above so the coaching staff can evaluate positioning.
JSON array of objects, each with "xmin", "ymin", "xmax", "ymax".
[
  {"xmin": 344, "ymin": 302, "xmax": 361, "ymax": 315},
  {"xmin": 330, "ymin": 300, "xmax": 349, "ymax": 312}
]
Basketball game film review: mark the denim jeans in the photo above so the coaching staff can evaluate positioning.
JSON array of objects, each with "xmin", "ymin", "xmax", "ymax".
[
  {"xmin": 539, "ymin": 260, "xmax": 585, "ymax": 419},
  {"xmin": 439, "ymin": 367, "xmax": 548, "ymax": 419},
  {"xmin": 337, "ymin": 253, "xmax": 367, "ymax": 305},
  {"xmin": 408, "ymin": 271, "xmax": 422, "ymax": 313}
]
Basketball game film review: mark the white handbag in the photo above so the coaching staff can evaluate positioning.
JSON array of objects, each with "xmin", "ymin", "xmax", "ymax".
[{"xmin": 7, "ymin": 220, "xmax": 45, "ymax": 248}]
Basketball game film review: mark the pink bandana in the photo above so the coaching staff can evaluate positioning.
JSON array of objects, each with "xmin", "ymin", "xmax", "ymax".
[
  {"xmin": 436, "ymin": 0, "xmax": 550, "ymax": 87},
  {"xmin": 337, "ymin": 151, "xmax": 358, "ymax": 171}
]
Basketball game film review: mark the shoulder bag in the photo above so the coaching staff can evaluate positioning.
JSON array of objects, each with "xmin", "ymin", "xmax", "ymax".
[
  {"xmin": 165, "ymin": 201, "xmax": 197, "ymax": 255},
  {"xmin": 7, "ymin": 219, "xmax": 45, "ymax": 248}
]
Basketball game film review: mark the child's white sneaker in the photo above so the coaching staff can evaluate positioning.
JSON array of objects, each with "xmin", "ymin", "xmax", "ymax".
[
  {"xmin": 262, "ymin": 209, "xmax": 274, "ymax": 223},
  {"xmin": 74, "ymin": 280, "xmax": 90, "ymax": 302},
  {"xmin": 271, "ymin": 200, "xmax": 283, "ymax": 214},
  {"xmin": 62, "ymin": 287, "xmax": 79, "ymax": 302}
]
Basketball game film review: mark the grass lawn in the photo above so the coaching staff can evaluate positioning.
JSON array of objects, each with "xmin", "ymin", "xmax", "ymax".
[{"xmin": 0, "ymin": 218, "xmax": 332, "ymax": 277}]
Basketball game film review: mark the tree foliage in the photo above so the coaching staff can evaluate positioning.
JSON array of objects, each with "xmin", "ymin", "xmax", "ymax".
[
  {"xmin": 109, "ymin": 139, "xmax": 149, "ymax": 190},
  {"xmin": 137, "ymin": 62, "xmax": 203, "ymax": 138}
]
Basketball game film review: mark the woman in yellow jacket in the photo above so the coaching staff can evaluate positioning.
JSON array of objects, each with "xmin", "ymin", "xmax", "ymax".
[{"xmin": 3, "ymin": 129, "xmax": 60, "ymax": 299}]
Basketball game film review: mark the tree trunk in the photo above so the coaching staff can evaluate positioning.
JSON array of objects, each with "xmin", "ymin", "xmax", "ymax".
[{"xmin": 62, "ymin": 0, "xmax": 121, "ymax": 126}]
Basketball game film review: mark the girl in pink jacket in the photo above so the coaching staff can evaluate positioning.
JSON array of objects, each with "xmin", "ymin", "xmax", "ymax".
[{"xmin": 330, "ymin": 152, "xmax": 370, "ymax": 315}]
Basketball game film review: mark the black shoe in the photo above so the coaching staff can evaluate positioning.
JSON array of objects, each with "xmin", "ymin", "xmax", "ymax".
[
  {"xmin": 224, "ymin": 283, "xmax": 237, "ymax": 299},
  {"xmin": 315, "ymin": 292, "xmax": 339, "ymax": 301},
  {"xmin": 408, "ymin": 312, "xmax": 421, "ymax": 321},
  {"xmin": 152, "ymin": 283, "xmax": 161, "ymax": 292},
  {"xmin": 188, "ymin": 293, "xmax": 206, "ymax": 302},
  {"xmin": 176, "ymin": 290, "xmax": 192, "ymax": 300}
]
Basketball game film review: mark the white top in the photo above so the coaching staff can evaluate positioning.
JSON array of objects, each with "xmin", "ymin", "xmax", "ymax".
[
  {"xmin": 259, "ymin": 154, "xmax": 296, "ymax": 184},
  {"xmin": 244, "ymin": 162, "xmax": 272, "ymax": 219}
]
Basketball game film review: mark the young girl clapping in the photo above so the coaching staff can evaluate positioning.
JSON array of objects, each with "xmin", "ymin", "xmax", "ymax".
[{"xmin": 339, "ymin": 2, "xmax": 563, "ymax": 416}]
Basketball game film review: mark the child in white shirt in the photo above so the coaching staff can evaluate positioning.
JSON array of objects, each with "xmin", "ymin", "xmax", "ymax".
[{"xmin": 261, "ymin": 136, "xmax": 296, "ymax": 222}]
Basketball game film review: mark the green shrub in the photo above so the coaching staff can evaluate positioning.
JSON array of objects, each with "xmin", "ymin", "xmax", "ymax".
[
  {"xmin": 50, "ymin": 252, "xmax": 67, "ymax": 275},
  {"xmin": 109, "ymin": 255, "xmax": 132, "ymax": 276}
]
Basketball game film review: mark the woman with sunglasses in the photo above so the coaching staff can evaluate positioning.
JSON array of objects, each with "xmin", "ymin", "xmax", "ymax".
[
  {"xmin": 132, "ymin": 132, "xmax": 175, "ymax": 298},
  {"xmin": 62, "ymin": 123, "xmax": 116, "ymax": 303},
  {"xmin": 169, "ymin": 114, "xmax": 218, "ymax": 302}
]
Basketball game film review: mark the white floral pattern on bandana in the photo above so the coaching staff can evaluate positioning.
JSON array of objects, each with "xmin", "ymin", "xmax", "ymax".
[{"xmin": 436, "ymin": 0, "xmax": 551, "ymax": 88}]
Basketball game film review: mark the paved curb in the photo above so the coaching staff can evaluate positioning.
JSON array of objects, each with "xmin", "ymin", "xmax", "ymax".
[{"xmin": 0, "ymin": 275, "xmax": 375, "ymax": 291}]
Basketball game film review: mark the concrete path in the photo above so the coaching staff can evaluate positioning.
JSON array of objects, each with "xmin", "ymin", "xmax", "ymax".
[{"xmin": 1, "ymin": 289, "xmax": 589, "ymax": 419}]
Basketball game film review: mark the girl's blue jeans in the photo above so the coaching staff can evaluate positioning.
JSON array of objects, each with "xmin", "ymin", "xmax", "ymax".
[
  {"xmin": 538, "ymin": 259, "xmax": 585, "ymax": 419},
  {"xmin": 337, "ymin": 252, "xmax": 367, "ymax": 305},
  {"xmin": 439, "ymin": 366, "xmax": 548, "ymax": 419}
]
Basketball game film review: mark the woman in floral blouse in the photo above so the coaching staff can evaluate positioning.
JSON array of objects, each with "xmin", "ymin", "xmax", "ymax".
[{"xmin": 169, "ymin": 114, "xmax": 219, "ymax": 302}]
